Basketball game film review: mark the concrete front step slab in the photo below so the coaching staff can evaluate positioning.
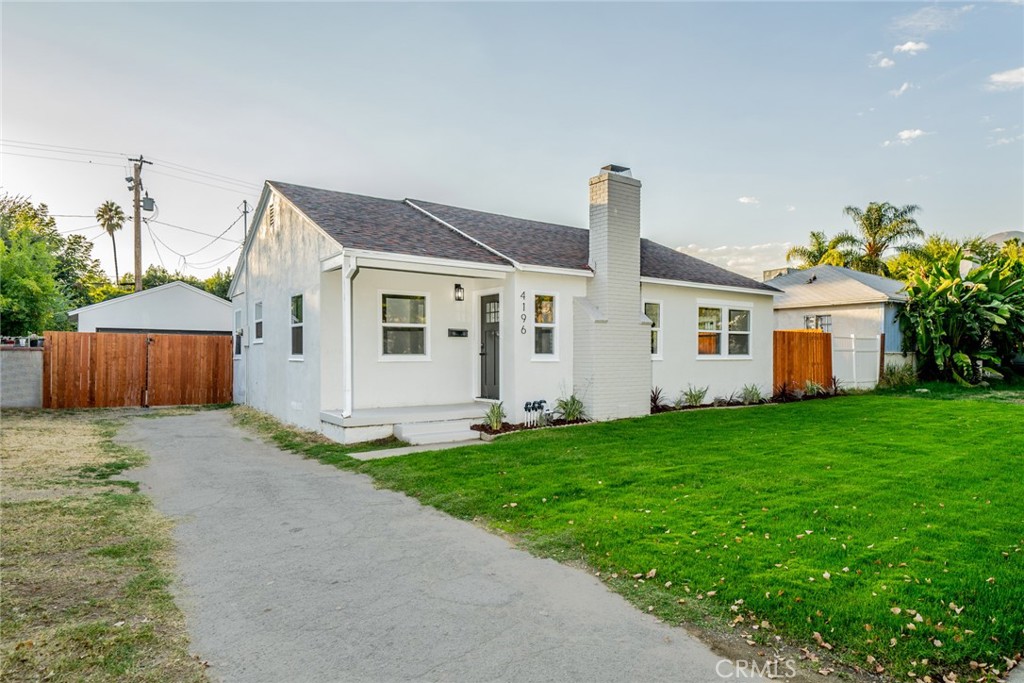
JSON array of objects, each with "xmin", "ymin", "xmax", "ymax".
[{"xmin": 398, "ymin": 428, "xmax": 480, "ymax": 446}]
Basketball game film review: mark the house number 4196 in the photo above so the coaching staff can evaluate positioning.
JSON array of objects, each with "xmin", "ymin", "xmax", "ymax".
[{"xmin": 520, "ymin": 291, "xmax": 527, "ymax": 334}]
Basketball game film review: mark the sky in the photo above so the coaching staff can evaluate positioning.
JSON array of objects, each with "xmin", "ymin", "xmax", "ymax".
[{"xmin": 2, "ymin": 1, "xmax": 1022, "ymax": 281}]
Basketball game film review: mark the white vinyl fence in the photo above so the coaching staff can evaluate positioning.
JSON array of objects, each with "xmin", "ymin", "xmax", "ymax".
[{"xmin": 832, "ymin": 334, "xmax": 883, "ymax": 390}]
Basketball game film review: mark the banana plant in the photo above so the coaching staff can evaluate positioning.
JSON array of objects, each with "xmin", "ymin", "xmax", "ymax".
[{"xmin": 899, "ymin": 250, "xmax": 1024, "ymax": 384}]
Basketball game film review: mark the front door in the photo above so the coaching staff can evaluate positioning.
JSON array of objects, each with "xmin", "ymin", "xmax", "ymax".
[{"xmin": 480, "ymin": 294, "xmax": 500, "ymax": 399}]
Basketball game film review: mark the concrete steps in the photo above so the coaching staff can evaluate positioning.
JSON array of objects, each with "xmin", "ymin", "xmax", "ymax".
[{"xmin": 393, "ymin": 418, "xmax": 480, "ymax": 446}]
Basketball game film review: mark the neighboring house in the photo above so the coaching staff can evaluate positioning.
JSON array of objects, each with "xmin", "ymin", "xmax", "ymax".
[
  {"xmin": 228, "ymin": 166, "xmax": 779, "ymax": 444},
  {"xmin": 70, "ymin": 281, "xmax": 233, "ymax": 335},
  {"xmin": 768, "ymin": 265, "xmax": 911, "ymax": 388}
]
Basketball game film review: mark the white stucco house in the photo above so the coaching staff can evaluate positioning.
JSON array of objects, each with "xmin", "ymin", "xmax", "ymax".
[
  {"xmin": 228, "ymin": 166, "xmax": 780, "ymax": 444},
  {"xmin": 769, "ymin": 265, "xmax": 911, "ymax": 388},
  {"xmin": 70, "ymin": 281, "xmax": 233, "ymax": 335}
]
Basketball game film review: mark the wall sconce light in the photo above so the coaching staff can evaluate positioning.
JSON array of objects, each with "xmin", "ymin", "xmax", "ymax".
[{"xmin": 454, "ymin": 283, "xmax": 465, "ymax": 302}]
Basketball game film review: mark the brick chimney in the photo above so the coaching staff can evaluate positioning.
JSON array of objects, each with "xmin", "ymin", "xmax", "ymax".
[{"xmin": 573, "ymin": 165, "xmax": 651, "ymax": 420}]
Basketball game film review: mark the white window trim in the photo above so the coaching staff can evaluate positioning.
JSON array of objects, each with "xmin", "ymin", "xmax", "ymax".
[
  {"xmin": 233, "ymin": 308, "xmax": 243, "ymax": 358},
  {"xmin": 696, "ymin": 301, "xmax": 753, "ymax": 360},
  {"xmin": 289, "ymin": 293, "xmax": 304, "ymax": 359},
  {"xmin": 378, "ymin": 290, "xmax": 431, "ymax": 362},
  {"xmin": 253, "ymin": 300, "xmax": 264, "ymax": 344},
  {"xmin": 644, "ymin": 299, "xmax": 663, "ymax": 361},
  {"xmin": 531, "ymin": 291, "xmax": 558, "ymax": 361}
]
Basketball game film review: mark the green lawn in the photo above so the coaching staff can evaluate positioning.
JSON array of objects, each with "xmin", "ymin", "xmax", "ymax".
[{"xmin": 350, "ymin": 393, "xmax": 1023, "ymax": 681}]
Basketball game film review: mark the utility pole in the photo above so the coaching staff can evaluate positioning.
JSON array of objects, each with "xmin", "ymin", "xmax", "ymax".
[
  {"xmin": 128, "ymin": 155, "xmax": 151, "ymax": 292},
  {"xmin": 241, "ymin": 199, "xmax": 250, "ymax": 238}
]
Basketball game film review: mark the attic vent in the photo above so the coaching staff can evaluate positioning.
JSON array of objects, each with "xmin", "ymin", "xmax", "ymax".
[{"xmin": 268, "ymin": 204, "xmax": 276, "ymax": 228}]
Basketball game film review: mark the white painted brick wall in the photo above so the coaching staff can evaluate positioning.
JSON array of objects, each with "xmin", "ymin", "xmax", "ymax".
[{"xmin": 573, "ymin": 171, "xmax": 651, "ymax": 420}]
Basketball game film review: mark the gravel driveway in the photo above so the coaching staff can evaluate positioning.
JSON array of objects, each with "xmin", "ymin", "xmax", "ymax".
[{"xmin": 120, "ymin": 410, "xmax": 736, "ymax": 683}]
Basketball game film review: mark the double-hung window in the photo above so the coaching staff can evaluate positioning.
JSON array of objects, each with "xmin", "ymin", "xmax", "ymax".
[
  {"xmin": 253, "ymin": 301, "xmax": 264, "ymax": 342},
  {"xmin": 534, "ymin": 294, "xmax": 556, "ymax": 356},
  {"xmin": 381, "ymin": 293, "xmax": 427, "ymax": 357},
  {"xmin": 290, "ymin": 295, "xmax": 303, "ymax": 356},
  {"xmin": 698, "ymin": 305, "xmax": 752, "ymax": 357},
  {"xmin": 644, "ymin": 302, "xmax": 662, "ymax": 358}
]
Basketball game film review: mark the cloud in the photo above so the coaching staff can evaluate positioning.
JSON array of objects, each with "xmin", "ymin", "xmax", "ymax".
[
  {"xmin": 869, "ymin": 52, "xmax": 896, "ymax": 68},
  {"xmin": 675, "ymin": 243, "xmax": 792, "ymax": 280},
  {"xmin": 737, "ymin": 196, "xmax": 760, "ymax": 205},
  {"xmin": 890, "ymin": 82, "xmax": 914, "ymax": 97},
  {"xmin": 883, "ymin": 129, "xmax": 932, "ymax": 147},
  {"xmin": 894, "ymin": 41, "xmax": 929, "ymax": 55},
  {"xmin": 786, "ymin": 206, "xmax": 797, "ymax": 212},
  {"xmin": 891, "ymin": 5, "xmax": 973, "ymax": 36},
  {"xmin": 990, "ymin": 134, "xmax": 1024, "ymax": 146},
  {"xmin": 985, "ymin": 67, "xmax": 1024, "ymax": 91}
]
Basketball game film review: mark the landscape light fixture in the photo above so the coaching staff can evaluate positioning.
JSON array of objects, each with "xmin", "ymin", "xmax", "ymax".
[{"xmin": 454, "ymin": 283, "xmax": 465, "ymax": 302}]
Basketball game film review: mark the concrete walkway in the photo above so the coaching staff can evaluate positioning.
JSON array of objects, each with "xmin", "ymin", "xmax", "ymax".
[{"xmin": 120, "ymin": 411, "xmax": 734, "ymax": 683}]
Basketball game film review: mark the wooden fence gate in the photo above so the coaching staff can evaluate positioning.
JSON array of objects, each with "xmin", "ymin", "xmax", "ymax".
[
  {"xmin": 43, "ymin": 331, "xmax": 232, "ymax": 408},
  {"xmin": 773, "ymin": 329, "xmax": 833, "ymax": 391}
]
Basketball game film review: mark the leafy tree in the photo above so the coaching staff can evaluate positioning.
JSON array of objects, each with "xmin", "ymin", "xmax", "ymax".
[
  {"xmin": 899, "ymin": 250, "xmax": 1024, "ymax": 383},
  {"xmin": 95, "ymin": 200, "xmax": 126, "ymax": 284},
  {"xmin": 202, "ymin": 268, "xmax": 233, "ymax": 299},
  {"xmin": 0, "ymin": 217, "xmax": 61, "ymax": 335},
  {"xmin": 887, "ymin": 234, "xmax": 1000, "ymax": 282},
  {"xmin": 786, "ymin": 231, "xmax": 858, "ymax": 268},
  {"xmin": 842, "ymin": 202, "xmax": 924, "ymax": 275}
]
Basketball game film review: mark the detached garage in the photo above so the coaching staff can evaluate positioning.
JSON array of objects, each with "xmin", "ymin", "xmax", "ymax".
[{"xmin": 70, "ymin": 281, "xmax": 232, "ymax": 335}]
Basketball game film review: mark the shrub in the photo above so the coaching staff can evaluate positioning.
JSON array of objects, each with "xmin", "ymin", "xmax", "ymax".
[
  {"xmin": 878, "ymin": 362, "xmax": 918, "ymax": 389},
  {"xmin": 555, "ymin": 394, "xmax": 588, "ymax": 422},
  {"xmin": 827, "ymin": 375, "xmax": 845, "ymax": 396},
  {"xmin": 483, "ymin": 402, "xmax": 506, "ymax": 431},
  {"xmin": 803, "ymin": 380, "xmax": 825, "ymax": 397},
  {"xmin": 739, "ymin": 384, "xmax": 765, "ymax": 405},
  {"xmin": 651, "ymin": 387, "xmax": 671, "ymax": 414},
  {"xmin": 678, "ymin": 385, "xmax": 709, "ymax": 408}
]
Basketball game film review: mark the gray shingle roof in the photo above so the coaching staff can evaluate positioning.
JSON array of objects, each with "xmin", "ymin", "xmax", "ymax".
[
  {"xmin": 769, "ymin": 265, "xmax": 907, "ymax": 309},
  {"xmin": 269, "ymin": 181, "xmax": 777, "ymax": 293},
  {"xmin": 268, "ymin": 182, "xmax": 507, "ymax": 266}
]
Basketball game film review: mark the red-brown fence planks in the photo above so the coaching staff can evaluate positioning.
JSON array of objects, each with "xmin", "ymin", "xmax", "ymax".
[
  {"xmin": 773, "ymin": 329, "xmax": 833, "ymax": 392},
  {"xmin": 43, "ymin": 331, "xmax": 231, "ymax": 408}
]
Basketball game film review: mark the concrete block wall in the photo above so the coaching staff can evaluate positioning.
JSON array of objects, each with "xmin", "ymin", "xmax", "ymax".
[{"xmin": 1, "ymin": 348, "xmax": 43, "ymax": 408}]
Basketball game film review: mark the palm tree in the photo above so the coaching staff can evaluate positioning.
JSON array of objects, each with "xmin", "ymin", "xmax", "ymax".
[
  {"xmin": 786, "ymin": 230, "xmax": 858, "ymax": 268},
  {"xmin": 842, "ymin": 202, "xmax": 924, "ymax": 275},
  {"xmin": 95, "ymin": 201, "xmax": 126, "ymax": 285}
]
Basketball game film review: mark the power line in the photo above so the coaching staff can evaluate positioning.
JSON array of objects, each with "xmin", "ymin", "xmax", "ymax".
[
  {"xmin": 186, "ymin": 244, "xmax": 241, "ymax": 269},
  {"xmin": 50, "ymin": 214, "xmax": 97, "ymax": 219},
  {"xmin": 58, "ymin": 223, "xmax": 101, "ymax": 234},
  {"xmin": 148, "ymin": 168, "xmax": 259, "ymax": 195},
  {"xmin": 144, "ymin": 220, "xmax": 167, "ymax": 269},
  {"xmin": 148, "ymin": 156, "xmax": 257, "ymax": 189},
  {"xmin": 0, "ymin": 138, "xmax": 127, "ymax": 159},
  {"xmin": 148, "ymin": 218, "xmax": 243, "ymax": 244},
  {"xmin": 0, "ymin": 151, "xmax": 124, "ymax": 168},
  {"xmin": 178, "ymin": 214, "xmax": 243, "ymax": 257},
  {"xmin": 1, "ymin": 141, "xmax": 126, "ymax": 161}
]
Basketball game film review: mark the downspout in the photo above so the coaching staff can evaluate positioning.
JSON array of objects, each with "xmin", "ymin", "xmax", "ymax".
[{"xmin": 342, "ymin": 255, "xmax": 359, "ymax": 417}]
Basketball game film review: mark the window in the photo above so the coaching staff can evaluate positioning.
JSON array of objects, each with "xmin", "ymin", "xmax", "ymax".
[
  {"xmin": 698, "ymin": 305, "xmax": 752, "ymax": 357},
  {"xmin": 804, "ymin": 314, "xmax": 832, "ymax": 333},
  {"xmin": 233, "ymin": 309, "xmax": 242, "ymax": 356},
  {"xmin": 534, "ymin": 294, "xmax": 555, "ymax": 355},
  {"xmin": 253, "ymin": 301, "xmax": 263, "ymax": 341},
  {"xmin": 381, "ymin": 293, "xmax": 427, "ymax": 356},
  {"xmin": 290, "ymin": 295, "xmax": 303, "ymax": 356},
  {"xmin": 645, "ymin": 302, "xmax": 662, "ymax": 358}
]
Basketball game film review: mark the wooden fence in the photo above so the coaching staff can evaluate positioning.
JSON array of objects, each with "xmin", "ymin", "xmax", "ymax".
[
  {"xmin": 773, "ymin": 329, "xmax": 833, "ymax": 391},
  {"xmin": 43, "ymin": 331, "xmax": 232, "ymax": 409}
]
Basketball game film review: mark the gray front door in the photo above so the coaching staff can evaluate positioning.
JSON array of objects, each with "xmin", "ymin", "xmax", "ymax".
[{"xmin": 480, "ymin": 295, "xmax": 500, "ymax": 400}]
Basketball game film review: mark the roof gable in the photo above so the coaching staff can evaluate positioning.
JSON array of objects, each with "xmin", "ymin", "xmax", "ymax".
[
  {"xmin": 70, "ymin": 281, "xmax": 230, "ymax": 317},
  {"xmin": 769, "ymin": 265, "xmax": 907, "ymax": 308},
  {"xmin": 268, "ymin": 182, "xmax": 508, "ymax": 266}
]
